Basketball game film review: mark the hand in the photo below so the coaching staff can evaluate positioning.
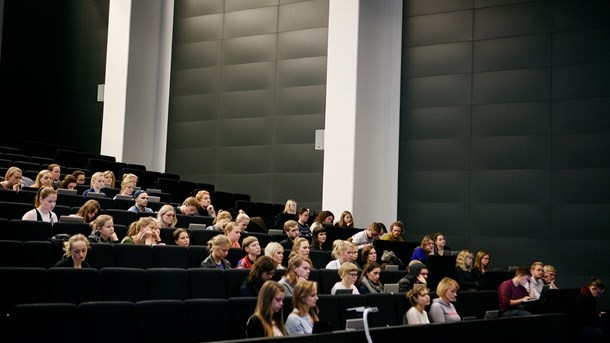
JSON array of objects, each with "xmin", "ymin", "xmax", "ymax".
[{"xmin": 207, "ymin": 204, "xmax": 216, "ymax": 215}]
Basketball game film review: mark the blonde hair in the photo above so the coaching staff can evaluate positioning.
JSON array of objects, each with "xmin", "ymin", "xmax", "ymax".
[
  {"xmin": 436, "ymin": 277, "xmax": 459, "ymax": 301},
  {"xmin": 62, "ymin": 234, "xmax": 90, "ymax": 258},
  {"xmin": 213, "ymin": 210, "xmax": 232, "ymax": 225},
  {"xmin": 195, "ymin": 190, "xmax": 210, "ymax": 201},
  {"xmin": 338, "ymin": 262, "xmax": 359, "ymax": 278},
  {"xmin": 455, "ymin": 249, "xmax": 473, "ymax": 272},
  {"xmin": 292, "ymin": 280, "xmax": 319, "ymax": 321},
  {"xmin": 32, "ymin": 169, "xmax": 51, "ymax": 188},
  {"xmin": 90, "ymin": 172, "xmax": 105, "ymax": 186},
  {"xmin": 157, "ymin": 204, "xmax": 178, "ymax": 228},
  {"xmin": 207, "ymin": 234, "xmax": 231, "ymax": 254},
  {"xmin": 127, "ymin": 217, "xmax": 158, "ymax": 236},
  {"xmin": 89, "ymin": 214, "xmax": 113, "ymax": 232}
]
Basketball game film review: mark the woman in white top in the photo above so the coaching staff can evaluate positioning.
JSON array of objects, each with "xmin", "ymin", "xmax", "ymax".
[
  {"xmin": 285, "ymin": 280, "xmax": 319, "ymax": 335},
  {"xmin": 325, "ymin": 240, "xmax": 356, "ymax": 269},
  {"xmin": 404, "ymin": 284, "xmax": 431, "ymax": 325},
  {"xmin": 22, "ymin": 186, "xmax": 58, "ymax": 224},
  {"xmin": 331, "ymin": 262, "xmax": 360, "ymax": 295}
]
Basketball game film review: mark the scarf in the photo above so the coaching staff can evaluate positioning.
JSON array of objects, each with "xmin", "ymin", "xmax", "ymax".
[{"xmin": 361, "ymin": 277, "xmax": 383, "ymax": 293}]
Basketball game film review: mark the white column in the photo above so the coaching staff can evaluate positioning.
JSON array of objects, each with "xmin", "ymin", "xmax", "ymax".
[
  {"xmin": 101, "ymin": 0, "xmax": 173, "ymax": 172},
  {"xmin": 323, "ymin": 0, "xmax": 402, "ymax": 226}
]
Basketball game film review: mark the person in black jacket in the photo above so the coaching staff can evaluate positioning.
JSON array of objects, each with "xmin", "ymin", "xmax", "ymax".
[
  {"xmin": 240, "ymin": 256, "xmax": 277, "ymax": 297},
  {"xmin": 571, "ymin": 277, "xmax": 607, "ymax": 341},
  {"xmin": 246, "ymin": 281, "xmax": 286, "ymax": 338},
  {"xmin": 398, "ymin": 261, "xmax": 429, "ymax": 293},
  {"xmin": 54, "ymin": 234, "xmax": 91, "ymax": 268}
]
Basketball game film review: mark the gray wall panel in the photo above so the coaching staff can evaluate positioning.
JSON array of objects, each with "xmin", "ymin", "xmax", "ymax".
[
  {"xmin": 474, "ymin": 2, "xmax": 551, "ymax": 40},
  {"xmin": 401, "ymin": 106, "xmax": 471, "ymax": 139},
  {"xmin": 472, "ymin": 102, "xmax": 550, "ymax": 136},
  {"xmin": 166, "ymin": 147, "xmax": 218, "ymax": 175},
  {"xmin": 274, "ymin": 114, "xmax": 325, "ymax": 144},
  {"xmin": 473, "ymin": 35, "xmax": 551, "ymax": 72},
  {"xmin": 553, "ymin": 28, "xmax": 610, "ymax": 65},
  {"xmin": 172, "ymin": 41, "xmax": 222, "ymax": 69},
  {"xmin": 403, "ymin": 0, "xmax": 473, "ymax": 16},
  {"xmin": 170, "ymin": 94, "xmax": 220, "ymax": 122},
  {"xmin": 272, "ymin": 173, "xmax": 323, "ymax": 210},
  {"xmin": 222, "ymin": 34, "xmax": 277, "ymax": 65},
  {"xmin": 273, "ymin": 144, "xmax": 324, "ymax": 173},
  {"xmin": 225, "ymin": 0, "xmax": 279, "ymax": 12},
  {"xmin": 400, "ymin": 138, "xmax": 470, "ymax": 171},
  {"xmin": 552, "ymin": 204, "xmax": 610, "ymax": 240},
  {"xmin": 277, "ymin": 28, "xmax": 328, "ymax": 60},
  {"xmin": 400, "ymin": 171, "xmax": 470, "ymax": 203},
  {"xmin": 402, "ymin": 42, "xmax": 472, "ymax": 78},
  {"xmin": 471, "ymin": 204, "xmax": 550, "ymax": 238},
  {"xmin": 216, "ymin": 146, "xmax": 274, "ymax": 174},
  {"xmin": 223, "ymin": 7, "xmax": 278, "ymax": 39},
  {"xmin": 403, "ymin": 11, "xmax": 473, "ymax": 47},
  {"xmin": 474, "ymin": 0, "xmax": 533, "ymax": 8},
  {"xmin": 552, "ymin": 98, "xmax": 610, "ymax": 134},
  {"xmin": 402, "ymin": 74, "xmax": 472, "ymax": 108},
  {"xmin": 552, "ymin": 0, "xmax": 610, "ymax": 31},
  {"xmin": 215, "ymin": 174, "xmax": 274, "ymax": 203},
  {"xmin": 174, "ymin": 0, "xmax": 223, "ymax": 18},
  {"xmin": 400, "ymin": 203, "xmax": 469, "ymax": 234},
  {"xmin": 217, "ymin": 118, "xmax": 275, "ymax": 146},
  {"xmin": 473, "ymin": 68, "xmax": 551, "ymax": 104},
  {"xmin": 221, "ymin": 62, "xmax": 276, "ymax": 92},
  {"xmin": 220, "ymin": 89, "xmax": 275, "ymax": 119},
  {"xmin": 552, "ymin": 134, "xmax": 610, "ymax": 168},
  {"xmin": 276, "ymin": 57, "xmax": 327, "ymax": 88},
  {"xmin": 471, "ymin": 135, "xmax": 550, "ymax": 169},
  {"xmin": 276, "ymin": 85, "xmax": 326, "ymax": 116},
  {"xmin": 471, "ymin": 170, "xmax": 550, "ymax": 203},
  {"xmin": 172, "ymin": 14, "xmax": 224, "ymax": 44},
  {"xmin": 552, "ymin": 63, "xmax": 610, "ymax": 99},
  {"xmin": 171, "ymin": 67, "xmax": 221, "ymax": 96},
  {"xmin": 168, "ymin": 121, "xmax": 218, "ymax": 149},
  {"xmin": 278, "ymin": 0, "xmax": 329, "ymax": 32},
  {"xmin": 551, "ymin": 169, "xmax": 610, "ymax": 204}
]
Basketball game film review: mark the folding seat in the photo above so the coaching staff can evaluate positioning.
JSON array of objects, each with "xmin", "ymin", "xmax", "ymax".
[
  {"xmin": 0, "ymin": 201, "xmax": 35, "ymax": 220},
  {"xmin": 309, "ymin": 250, "xmax": 333, "ymax": 270},
  {"xmin": 0, "ymin": 158, "xmax": 14, "ymax": 168},
  {"xmin": 148, "ymin": 268, "xmax": 189, "ymax": 300},
  {"xmin": 187, "ymin": 268, "xmax": 227, "ymax": 299},
  {"xmin": 366, "ymin": 292, "xmax": 404, "ymax": 327},
  {"xmin": 226, "ymin": 247, "xmax": 247, "ymax": 268},
  {"xmin": 51, "ymin": 222, "xmax": 91, "ymax": 237},
  {"xmin": 137, "ymin": 211, "xmax": 157, "ymax": 219},
  {"xmin": 114, "ymin": 243, "xmax": 154, "ymax": 269},
  {"xmin": 178, "ymin": 180, "xmax": 197, "ymax": 201},
  {"xmin": 224, "ymin": 269, "xmax": 250, "ymax": 298},
  {"xmin": 235, "ymin": 200, "xmax": 258, "ymax": 216},
  {"xmin": 0, "ymin": 189, "xmax": 18, "ymax": 202},
  {"xmin": 424, "ymin": 255, "xmax": 458, "ymax": 291},
  {"xmin": 233, "ymin": 193, "xmax": 251, "ymax": 202},
  {"xmin": 13, "ymin": 160, "xmax": 40, "ymax": 171},
  {"xmin": 187, "ymin": 245, "xmax": 209, "ymax": 268},
  {"xmin": 77, "ymin": 301, "xmax": 137, "ymax": 343},
  {"xmin": 87, "ymin": 243, "xmax": 116, "ymax": 269},
  {"xmin": 315, "ymin": 294, "xmax": 342, "ymax": 331},
  {"xmin": 87, "ymin": 158, "xmax": 110, "ymax": 173},
  {"xmin": 212, "ymin": 191, "xmax": 235, "ymax": 212},
  {"xmin": 0, "ymin": 239, "xmax": 24, "ymax": 266},
  {"xmin": 93, "ymin": 196, "xmax": 115, "ymax": 210},
  {"xmin": 100, "ymin": 267, "xmax": 149, "ymax": 302},
  {"xmin": 114, "ymin": 224, "xmax": 128, "ymax": 241},
  {"xmin": 142, "ymin": 170, "xmax": 162, "ymax": 190},
  {"xmin": 337, "ymin": 294, "xmax": 367, "ymax": 329},
  {"xmin": 47, "ymin": 267, "xmax": 101, "ymax": 304},
  {"xmin": 135, "ymin": 300, "xmax": 188, "ymax": 343},
  {"xmin": 0, "ymin": 267, "xmax": 49, "ymax": 316},
  {"xmin": 190, "ymin": 229, "xmax": 220, "ymax": 246},
  {"xmin": 56, "ymin": 193, "xmax": 87, "ymax": 208},
  {"xmin": 318, "ymin": 268, "xmax": 341, "ymax": 294},
  {"xmin": 255, "ymin": 202, "xmax": 276, "ymax": 228},
  {"xmin": 9, "ymin": 218, "xmax": 52, "ymax": 242},
  {"xmin": 55, "ymin": 149, "xmax": 82, "ymax": 167},
  {"xmin": 158, "ymin": 227, "xmax": 175, "ymax": 245},
  {"xmin": 227, "ymin": 297, "xmax": 257, "ymax": 340},
  {"xmin": 380, "ymin": 269, "xmax": 408, "ymax": 284},
  {"xmin": 53, "ymin": 204, "xmax": 72, "ymax": 219},
  {"xmin": 101, "ymin": 187, "xmax": 120, "ymax": 199},
  {"xmin": 194, "ymin": 182, "xmax": 215, "ymax": 194},
  {"xmin": 29, "ymin": 156, "xmax": 55, "ymax": 165},
  {"xmin": 112, "ymin": 197, "xmax": 134, "ymax": 210},
  {"xmin": 10, "ymin": 303, "xmax": 78, "ymax": 342},
  {"xmin": 156, "ymin": 177, "xmax": 180, "ymax": 202},
  {"xmin": 185, "ymin": 298, "xmax": 230, "ymax": 342},
  {"xmin": 153, "ymin": 244, "xmax": 189, "ymax": 269},
  {"xmin": 104, "ymin": 208, "xmax": 138, "ymax": 226},
  {"xmin": 23, "ymin": 240, "xmax": 60, "ymax": 268}
]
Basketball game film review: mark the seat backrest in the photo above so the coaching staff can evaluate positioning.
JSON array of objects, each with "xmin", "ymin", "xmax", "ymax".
[
  {"xmin": 23, "ymin": 240, "xmax": 60, "ymax": 268},
  {"xmin": 227, "ymin": 297, "xmax": 257, "ymax": 340},
  {"xmin": 10, "ymin": 303, "xmax": 78, "ymax": 342},
  {"xmin": 113, "ymin": 244, "xmax": 154, "ymax": 269},
  {"xmin": 135, "ymin": 300, "xmax": 188, "ymax": 343},
  {"xmin": 318, "ymin": 268, "xmax": 341, "ymax": 294},
  {"xmin": 152, "ymin": 245, "xmax": 189, "ymax": 269},
  {"xmin": 224, "ymin": 268, "xmax": 250, "ymax": 298},
  {"xmin": 103, "ymin": 209, "xmax": 138, "ymax": 227},
  {"xmin": 8, "ymin": 219, "xmax": 53, "ymax": 241},
  {"xmin": 148, "ymin": 268, "xmax": 189, "ymax": 300},
  {"xmin": 0, "ymin": 267, "xmax": 49, "ymax": 315},
  {"xmin": 47, "ymin": 267, "xmax": 101, "ymax": 304},
  {"xmin": 77, "ymin": 301, "xmax": 138, "ymax": 343},
  {"xmin": 0, "ymin": 202, "xmax": 35, "ymax": 221},
  {"xmin": 187, "ymin": 268, "xmax": 227, "ymax": 299},
  {"xmin": 185, "ymin": 299, "xmax": 230, "ymax": 342},
  {"xmin": 87, "ymin": 243, "xmax": 116, "ymax": 269},
  {"xmin": 99, "ymin": 267, "xmax": 149, "ymax": 302},
  {"xmin": 0, "ymin": 239, "xmax": 24, "ymax": 267}
]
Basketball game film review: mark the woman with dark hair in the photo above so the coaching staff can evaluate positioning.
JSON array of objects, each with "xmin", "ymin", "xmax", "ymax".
[
  {"xmin": 75, "ymin": 199, "xmax": 101, "ymax": 223},
  {"xmin": 309, "ymin": 210, "xmax": 335, "ymax": 233},
  {"xmin": 357, "ymin": 262, "xmax": 383, "ymax": 294},
  {"xmin": 311, "ymin": 226, "xmax": 329, "ymax": 251},
  {"xmin": 240, "ymin": 255, "xmax": 277, "ymax": 296},
  {"xmin": 246, "ymin": 281, "xmax": 287, "ymax": 338},
  {"xmin": 58, "ymin": 174, "xmax": 77, "ymax": 190},
  {"xmin": 336, "ymin": 210, "xmax": 354, "ymax": 228}
]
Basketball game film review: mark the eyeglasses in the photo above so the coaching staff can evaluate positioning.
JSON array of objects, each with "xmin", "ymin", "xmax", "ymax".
[
  {"xmin": 164, "ymin": 213, "xmax": 175, "ymax": 217},
  {"xmin": 349, "ymin": 273, "xmax": 358, "ymax": 277}
]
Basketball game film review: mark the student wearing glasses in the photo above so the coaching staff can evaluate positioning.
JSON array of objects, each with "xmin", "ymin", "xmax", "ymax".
[
  {"xmin": 331, "ymin": 262, "xmax": 360, "ymax": 295},
  {"xmin": 157, "ymin": 204, "xmax": 177, "ymax": 228}
]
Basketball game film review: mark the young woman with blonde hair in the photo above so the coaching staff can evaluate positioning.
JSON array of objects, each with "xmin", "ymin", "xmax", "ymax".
[{"xmin": 285, "ymin": 280, "xmax": 319, "ymax": 335}]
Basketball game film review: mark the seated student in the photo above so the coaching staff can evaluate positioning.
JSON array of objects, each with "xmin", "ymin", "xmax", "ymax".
[
  {"xmin": 175, "ymin": 197, "xmax": 199, "ymax": 215},
  {"xmin": 279, "ymin": 220, "xmax": 300, "ymax": 250},
  {"xmin": 58, "ymin": 174, "xmax": 77, "ymax": 190},
  {"xmin": 207, "ymin": 210, "xmax": 232, "ymax": 231},
  {"xmin": 224, "ymin": 221, "xmax": 242, "ymax": 248},
  {"xmin": 472, "ymin": 250, "xmax": 491, "ymax": 282},
  {"xmin": 410, "ymin": 234, "xmax": 434, "ymax": 262},
  {"xmin": 22, "ymin": 186, "xmax": 58, "ymax": 224},
  {"xmin": 195, "ymin": 190, "xmax": 216, "ymax": 217},
  {"xmin": 72, "ymin": 170, "xmax": 87, "ymax": 185},
  {"xmin": 121, "ymin": 217, "xmax": 163, "ymax": 246},
  {"xmin": 173, "ymin": 228, "xmax": 190, "ymax": 247},
  {"xmin": 380, "ymin": 221, "xmax": 405, "ymax": 241},
  {"xmin": 157, "ymin": 204, "xmax": 178, "ymax": 229},
  {"xmin": 529, "ymin": 261, "xmax": 545, "ymax": 300},
  {"xmin": 88, "ymin": 214, "xmax": 119, "ymax": 244},
  {"xmin": 127, "ymin": 190, "xmax": 153, "ymax": 213},
  {"xmin": 331, "ymin": 262, "xmax": 360, "ymax": 295},
  {"xmin": 335, "ymin": 210, "xmax": 354, "ymax": 228},
  {"xmin": 429, "ymin": 277, "xmax": 461, "ymax": 323},
  {"xmin": 404, "ymin": 284, "xmax": 431, "ymax": 325},
  {"xmin": 572, "ymin": 277, "xmax": 607, "ymax": 341},
  {"xmin": 54, "ymin": 234, "xmax": 91, "ymax": 268},
  {"xmin": 398, "ymin": 261, "xmax": 429, "ymax": 293},
  {"xmin": 235, "ymin": 210, "xmax": 250, "ymax": 231},
  {"xmin": 72, "ymin": 199, "xmax": 101, "ymax": 223},
  {"xmin": 360, "ymin": 245, "xmax": 378, "ymax": 267},
  {"xmin": 31, "ymin": 169, "xmax": 53, "ymax": 189},
  {"xmin": 454, "ymin": 249, "xmax": 478, "ymax": 291},
  {"xmin": 239, "ymin": 255, "xmax": 277, "ymax": 297},
  {"xmin": 309, "ymin": 210, "xmax": 334, "ymax": 234},
  {"xmin": 497, "ymin": 266, "xmax": 533, "ymax": 317},
  {"xmin": 357, "ymin": 262, "xmax": 383, "ymax": 294},
  {"xmin": 350, "ymin": 222, "xmax": 382, "ymax": 249},
  {"xmin": 103, "ymin": 170, "xmax": 116, "ymax": 188},
  {"xmin": 265, "ymin": 241, "xmax": 286, "ymax": 270},
  {"xmin": 274, "ymin": 199, "xmax": 297, "ymax": 230},
  {"xmin": 285, "ymin": 280, "xmax": 320, "ymax": 335},
  {"xmin": 288, "ymin": 237, "xmax": 310, "ymax": 260},
  {"xmin": 432, "ymin": 232, "xmax": 451, "ymax": 256},
  {"xmin": 82, "ymin": 171, "xmax": 107, "ymax": 197},
  {"xmin": 1, "ymin": 166, "xmax": 23, "ymax": 191},
  {"xmin": 246, "ymin": 281, "xmax": 287, "ymax": 338},
  {"xmin": 114, "ymin": 176, "xmax": 136, "ymax": 199},
  {"xmin": 47, "ymin": 164, "xmax": 62, "ymax": 190},
  {"xmin": 543, "ymin": 264, "xmax": 559, "ymax": 289},
  {"xmin": 199, "ymin": 234, "xmax": 232, "ymax": 269},
  {"xmin": 279, "ymin": 255, "xmax": 313, "ymax": 297},
  {"xmin": 311, "ymin": 226, "xmax": 329, "ymax": 252},
  {"xmin": 296, "ymin": 208, "xmax": 311, "ymax": 239},
  {"xmin": 325, "ymin": 240, "xmax": 356, "ymax": 270},
  {"xmin": 237, "ymin": 236, "xmax": 261, "ymax": 269}
]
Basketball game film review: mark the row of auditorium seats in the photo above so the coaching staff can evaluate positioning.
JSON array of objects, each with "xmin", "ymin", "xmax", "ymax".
[
  {"xmin": 0, "ymin": 239, "xmax": 333, "ymax": 269},
  {"xmin": 0, "ymin": 267, "xmax": 411, "ymax": 309}
]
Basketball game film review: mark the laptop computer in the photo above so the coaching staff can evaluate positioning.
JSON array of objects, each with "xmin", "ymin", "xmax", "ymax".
[
  {"xmin": 335, "ymin": 289, "xmax": 354, "ymax": 295},
  {"xmin": 189, "ymin": 223, "xmax": 207, "ymax": 230},
  {"xmin": 384, "ymin": 264, "xmax": 399, "ymax": 271},
  {"xmin": 148, "ymin": 195, "xmax": 161, "ymax": 203},
  {"xmin": 383, "ymin": 283, "xmax": 399, "ymax": 294},
  {"xmin": 57, "ymin": 188, "xmax": 77, "ymax": 196},
  {"xmin": 114, "ymin": 194, "xmax": 134, "ymax": 201},
  {"xmin": 268, "ymin": 229, "xmax": 284, "ymax": 235},
  {"xmin": 484, "ymin": 310, "xmax": 499, "ymax": 320},
  {"xmin": 86, "ymin": 192, "xmax": 105, "ymax": 198},
  {"xmin": 59, "ymin": 215, "xmax": 85, "ymax": 223},
  {"xmin": 146, "ymin": 188, "xmax": 162, "ymax": 194},
  {"xmin": 345, "ymin": 318, "xmax": 364, "ymax": 330}
]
